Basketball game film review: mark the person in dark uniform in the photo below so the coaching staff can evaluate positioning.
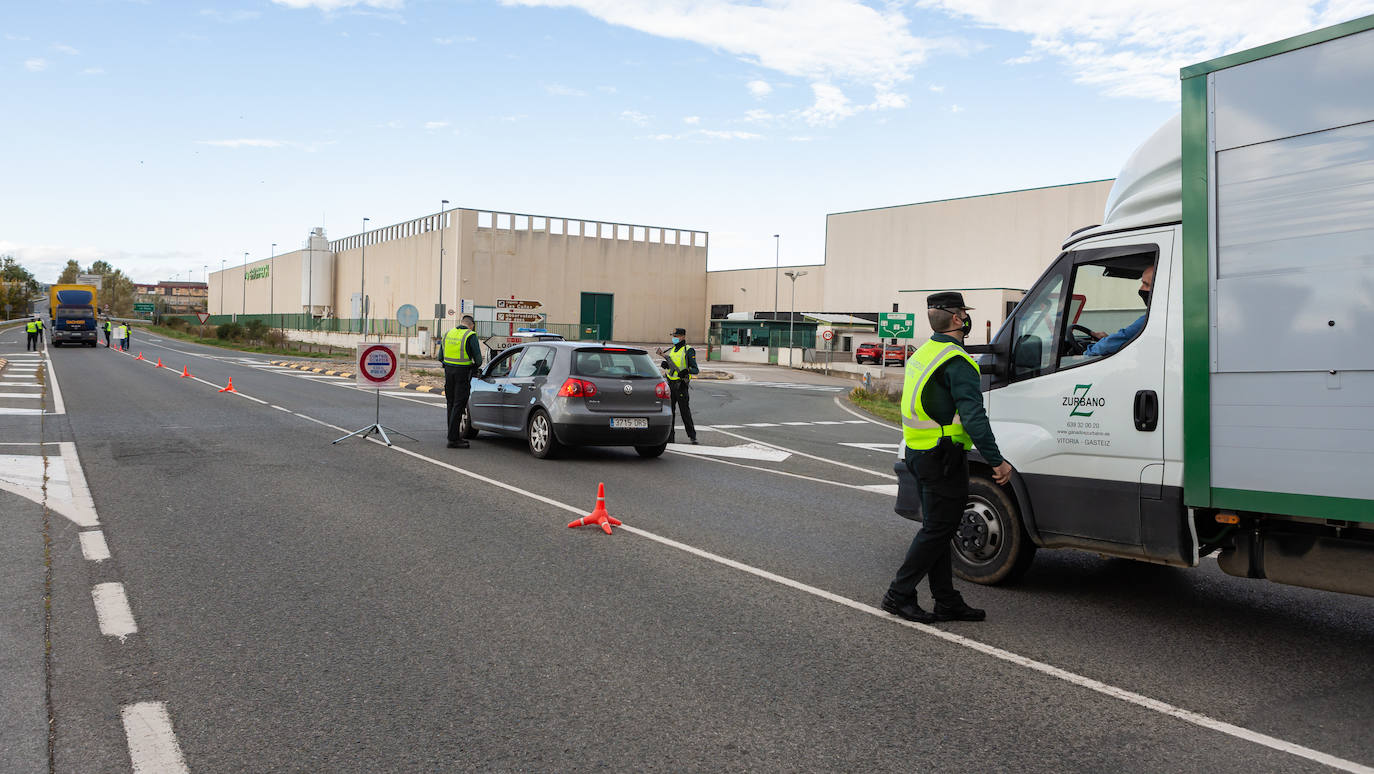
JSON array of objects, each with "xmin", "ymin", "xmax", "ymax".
[
  {"xmin": 103, "ymin": 318, "xmax": 113, "ymax": 347},
  {"xmin": 440, "ymin": 315, "xmax": 483, "ymax": 449},
  {"xmin": 25, "ymin": 318, "xmax": 40, "ymax": 351},
  {"xmin": 881, "ymin": 292, "xmax": 1012, "ymax": 624},
  {"xmin": 656, "ymin": 327, "xmax": 699, "ymax": 445}
]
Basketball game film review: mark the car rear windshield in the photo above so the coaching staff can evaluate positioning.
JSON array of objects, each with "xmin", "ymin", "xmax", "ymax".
[{"xmin": 572, "ymin": 348, "xmax": 660, "ymax": 379}]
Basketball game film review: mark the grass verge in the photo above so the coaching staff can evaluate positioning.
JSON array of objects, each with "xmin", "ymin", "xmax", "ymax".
[
  {"xmin": 146, "ymin": 325, "xmax": 346, "ymax": 359},
  {"xmin": 847, "ymin": 387, "xmax": 901, "ymax": 426}
]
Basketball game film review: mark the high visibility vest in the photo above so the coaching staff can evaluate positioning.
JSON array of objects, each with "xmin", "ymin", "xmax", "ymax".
[
  {"xmin": 26, "ymin": 321, "xmax": 39, "ymax": 333},
  {"xmin": 104, "ymin": 321, "xmax": 112, "ymax": 332},
  {"xmin": 442, "ymin": 327, "xmax": 475, "ymax": 366},
  {"xmin": 666, "ymin": 345, "xmax": 689, "ymax": 381},
  {"xmin": 36, "ymin": 319, "xmax": 43, "ymax": 329},
  {"xmin": 901, "ymin": 339, "xmax": 978, "ymax": 452}
]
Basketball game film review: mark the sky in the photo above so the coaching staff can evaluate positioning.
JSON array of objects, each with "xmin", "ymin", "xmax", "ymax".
[{"xmin": 4, "ymin": 0, "xmax": 1372, "ymax": 285}]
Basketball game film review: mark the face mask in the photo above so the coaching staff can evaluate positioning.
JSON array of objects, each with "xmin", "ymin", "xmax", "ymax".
[
  {"xmin": 945, "ymin": 311, "xmax": 971, "ymax": 335},
  {"xmin": 1139, "ymin": 290, "xmax": 1151, "ymax": 306},
  {"xmin": 671, "ymin": 337, "xmax": 681, "ymax": 345}
]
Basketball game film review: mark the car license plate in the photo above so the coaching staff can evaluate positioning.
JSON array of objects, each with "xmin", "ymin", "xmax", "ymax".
[{"xmin": 610, "ymin": 417, "xmax": 648, "ymax": 429}]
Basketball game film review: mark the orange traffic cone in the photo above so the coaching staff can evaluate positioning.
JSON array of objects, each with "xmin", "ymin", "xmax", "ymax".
[
  {"xmin": 180, "ymin": 365, "xmax": 194, "ymax": 379},
  {"xmin": 135, "ymin": 352, "xmax": 145, "ymax": 361},
  {"xmin": 567, "ymin": 482, "xmax": 622, "ymax": 534},
  {"xmin": 218, "ymin": 377, "xmax": 236, "ymax": 393},
  {"xmin": 155, "ymin": 357, "xmax": 165, "ymax": 368}
]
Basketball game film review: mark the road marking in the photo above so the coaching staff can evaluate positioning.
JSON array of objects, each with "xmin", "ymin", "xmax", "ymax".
[
  {"xmin": 832, "ymin": 395, "xmax": 900, "ymax": 429},
  {"xmin": 0, "ymin": 443, "xmax": 99, "ymax": 527},
  {"xmin": 44, "ymin": 348, "xmax": 65, "ymax": 414},
  {"xmin": 860, "ymin": 483, "xmax": 901, "ymax": 495},
  {"xmin": 0, "ymin": 381, "xmax": 41, "ymax": 386},
  {"xmin": 780, "ymin": 421, "xmax": 811, "ymax": 426},
  {"xmin": 708, "ymin": 427, "xmax": 896, "ymax": 480},
  {"xmin": 121, "ymin": 702, "xmax": 189, "ymax": 774},
  {"xmin": 813, "ymin": 420, "xmax": 844, "ymax": 425},
  {"xmin": 839, "ymin": 442, "xmax": 902, "ymax": 455},
  {"xmin": 743, "ymin": 422, "xmax": 780, "ymax": 427},
  {"xmin": 0, "ymin": 392, "xmax": 41, "ymax": 398},
  {"xmin": 0, "ymin": 407, "xmax": 43, "ymax": 415},
  {"xmin": 91, "ymin": 582, "xmax": 137, "ymax": 641},
  {"xmin": 271, "ymin": 405, "xmax": 291, "ymax": 412},
  {"xmin": 665, "ymin": 442, "xmax": 791, "ymax": 462},
  {"xmin": 744, "ymin": 381, "xmax": 847, "ymax": 392},
  {"xmin": 79, "ymin": 530, "xmax": 111, "ymax": 562}
]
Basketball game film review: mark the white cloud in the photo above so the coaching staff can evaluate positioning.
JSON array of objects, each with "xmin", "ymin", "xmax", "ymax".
[
  {"xmin": 424, "ymin": 121, "xmax": 449, "ymax": 130},
  {"xmin": 271, "ymin": 0, "xmax": 403, "ymax": 10},
  {"xmin": 196, "ymin": 139, "xmax": 288, "ymax": 148},
  {"xmin": 747, "ymin": 79, "xmax": 772, "ymax": 98},
  {"xmin": 650, "ymin": 128, "xmax": 762, "ymax": 141},
  {"xmin": 950, "ymin": 104, "xmax": 963, "ymax": 113},
  {"xmin": 683, "ymin": 115, "xmax": 701, "ymax": 125},
  {"xmin": 621, "ymin": 110, "xmax": 650, "ymax": 126},
  {"xmin": 543, "ymin": 82, "xmax": 587, "ymax": 96},
  {"xmin": 434, "ymin": 37, "xmax": 454, "ymax": 44},
  {"xmin": 201, "ymin": 9, "xmax": 262, "ymax": 23},
  {"xmin": 742, "ymin": 108, "xmax": 773, "ymax": 123},
  {"xmin": 53, "ymin": 44, "xmax": 80, "ymax": 55},
  {"xmin": 24, "ymin": 58, "xmax": 48, "ymax": 72},
  {"xmin": 928, "ymin": 84, "xmax": 945, "ymax": 93},
  {"xmin": 381, "ymin": 120, "xmax": 403, "ymax": 128},
  {"xmin": 81, "ymin": 68, "xmax": 105, "ymax": 76},
  {"xmin": 501, "ymin": 0, "xmax": 944, "ymax": 122},
  {"xmin": 919, "ymin": 0, "xmax": 1374, "ymax": 101},
  {"xmin": 800, "ymin": 82, "xmax": 854, "ymax": 126},
  {"xmin": 597, "ymin": 85, "xmax": 617, "ymax": 93}
]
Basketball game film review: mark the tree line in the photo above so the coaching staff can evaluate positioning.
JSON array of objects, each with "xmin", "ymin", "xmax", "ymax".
[{"xmin": 0, "ymin": 256, "xmax": 143, "ymax": 319}]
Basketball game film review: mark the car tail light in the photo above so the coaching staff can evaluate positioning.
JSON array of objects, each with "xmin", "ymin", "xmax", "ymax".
[
  {"xmin": 654, "ymin": 381, "xmax": 670, "ymax": 399},
  {"xmin": 558, "ymin": 378, "xmax": 597, "ymax": 398}
]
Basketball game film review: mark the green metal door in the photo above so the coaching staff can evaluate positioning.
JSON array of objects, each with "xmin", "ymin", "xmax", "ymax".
[{"xmin": 579, "ymin": 292, "xmax": 613, "ymax": 341}]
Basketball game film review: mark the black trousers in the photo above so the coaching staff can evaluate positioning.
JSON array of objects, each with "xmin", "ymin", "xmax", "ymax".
[
  {"xmin": 104, "ymin": 331, "xmax": 111, "ymax": 346},
  {"xmin": 26, "ymin": 332, "xmax": 38, "ymax": 350},
  {"xmin": 888, "ymin": 445, "xmax": 969, "ymax": 606},
  {"xmin": 443, "ymin": 365, "xmax": 474, "ymax": 442},
  {"xmin": 668, "ymin": 379, "xmax": 695, "ymax": 442}
]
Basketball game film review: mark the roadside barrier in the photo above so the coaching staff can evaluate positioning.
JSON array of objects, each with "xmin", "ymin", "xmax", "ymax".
[{"xmin": 567, "ymin": 482, "xmax": 621, "ymax": 535}]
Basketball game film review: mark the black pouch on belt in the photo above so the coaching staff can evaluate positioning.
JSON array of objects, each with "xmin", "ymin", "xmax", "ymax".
[{"xmin": 934, "ymin": 435, "xmax": 966, "ymax": 477}]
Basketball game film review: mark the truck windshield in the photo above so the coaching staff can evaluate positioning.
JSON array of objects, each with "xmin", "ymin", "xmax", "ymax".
[{"xmin": 1010, "ymin": 274, "xmax": 1064, "ymax": 378}]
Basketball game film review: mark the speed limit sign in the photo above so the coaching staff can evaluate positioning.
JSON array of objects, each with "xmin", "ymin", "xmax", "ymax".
[{"xmin": 821, "ymin": 329, "xmax": 834, "ymax": 342}]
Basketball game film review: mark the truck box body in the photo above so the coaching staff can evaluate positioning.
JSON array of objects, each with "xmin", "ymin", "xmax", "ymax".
[
  {"xmin": 49, "ymin": 284, "xmax": 98, "ymax": 346},
  {"xmin": 900, "ymin": 15, "xmax": 1374, "ymax": 596}
]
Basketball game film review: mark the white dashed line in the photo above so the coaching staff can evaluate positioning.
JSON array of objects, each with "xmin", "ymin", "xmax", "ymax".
[
  {"xmin": 79, "ymin": 530, "xmax": 111, "ymax": 562},
  {"xmin": 91, "ymin": 583, "xmax": 137, "ymax": 641},
  {"xmin": 121, "ymin": 702, "xmax": 189, "ymax": 774}
]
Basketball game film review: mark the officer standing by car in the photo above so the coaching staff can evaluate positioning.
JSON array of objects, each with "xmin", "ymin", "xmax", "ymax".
[
  {"xmin": 656, "ymin": 327, "xmax": 699, "ymax": 445},
  {"xmin": 881, "ymin": 292, "xmax": 1012, "ymax": 624},
  {"xmin": 440, "ymin": 315, "xmax": 483, "ymax": 449}
]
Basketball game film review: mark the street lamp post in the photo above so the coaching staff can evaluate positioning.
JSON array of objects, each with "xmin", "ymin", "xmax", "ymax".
[
  {"xmin": 360, "ymin": 217, "xmax": 370, "ymax": 337},
  {"xmin": 784, "ymin": 270, "xmax": 807, "ymax": 367},
  {"xmin": 437, "ymin": 199, "xmax": 448, "ymax": 350}
]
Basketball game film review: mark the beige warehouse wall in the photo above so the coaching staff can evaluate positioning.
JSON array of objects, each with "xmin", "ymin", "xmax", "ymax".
[
  {"xmin": 706, "ymin": 266, "xmax": 827, "ymax": 318},
  {"xmin": 210, "ymin": 252, "xmax": 304, "ymax": 318}
]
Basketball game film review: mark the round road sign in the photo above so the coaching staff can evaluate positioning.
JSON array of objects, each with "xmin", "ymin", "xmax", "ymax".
[
  {"xmin": 358, "ymin": 344, "xmax": 398, "ymax": 385},
  {"xmin": 396, "ymin": 303, "xmax": 419, "ymax": 328},
  {"xmin": 822, "ymin": 329, "xmax": 834, "ymax": 341}
]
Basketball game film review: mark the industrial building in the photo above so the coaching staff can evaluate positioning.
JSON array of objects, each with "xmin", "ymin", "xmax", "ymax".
[{"xmin": 208, "ymin": 180, "xmax": 1113, "ymax": 352}]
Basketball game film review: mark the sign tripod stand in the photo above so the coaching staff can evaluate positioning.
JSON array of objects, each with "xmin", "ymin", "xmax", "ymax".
[
  {"xmin": 334, "ymin": 342, "xmax": 414, "ymax": 447},
  {"xmin": 333, "ymin": 386, "xmax": 414, "ymax": 447}
]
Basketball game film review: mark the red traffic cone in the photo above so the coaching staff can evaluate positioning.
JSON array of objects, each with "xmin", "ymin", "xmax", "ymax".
[
  {"xmin": 135, "ymin": 352, "xmax": 145, "ymax": 361},
  {"xmin": 218, "ymin": 377, "xmax": 236, "ymax": 393},
  {"xmin": 180, "ymin": 365, "xmax": 193, "ymax": 378},
  {"xmin": 155, "ymin": 357, "xmax": 165, "ymax": 368},
  {"xmin": 567, "ymin": 482, "xmax": 622, "ymax": 534}
]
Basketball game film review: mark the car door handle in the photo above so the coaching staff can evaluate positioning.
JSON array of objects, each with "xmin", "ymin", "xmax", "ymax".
[{"xmin": 1134, "ymin": 389, "xmax": 1158, "ymax": 432}]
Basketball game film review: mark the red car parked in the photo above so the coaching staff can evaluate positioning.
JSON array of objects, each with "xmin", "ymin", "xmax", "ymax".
[
  {"xmin": 855, "ymin": 342, "xmax": 883, "ymax": 364},
  {"xmin": 883, "ymin": 344, "xmax": 913, "ymax": 366}
]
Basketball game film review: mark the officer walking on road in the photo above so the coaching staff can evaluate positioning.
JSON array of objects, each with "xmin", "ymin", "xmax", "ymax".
[
  {"xmin": 881, "ymin": 292, "xmax": 1012, "ymax": 624},
  {"xmin": 656, "ymin": 327, "xmax": 699, "ymax": 445},
  {"xmin": 440, "ymin": 315, "xmax": 483, "ymax": 449},
  {"xmin": 103, "ymin": 318, "xmax": 113, "ymax": 347},
  {"xmin": 34, "ymin": 316, "xmax": 44, "ymax": 349},
  {"xmin": 25, "ymin": 317, "xmax": 40, "ymax": 351}
]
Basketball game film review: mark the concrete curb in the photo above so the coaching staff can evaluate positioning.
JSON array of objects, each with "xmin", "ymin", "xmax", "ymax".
[{"xmin": 269, "ymin": 360, "xmax": 447, "ymax": 396}]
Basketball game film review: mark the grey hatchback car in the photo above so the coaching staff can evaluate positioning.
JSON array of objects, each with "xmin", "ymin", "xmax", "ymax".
[{"xmin": 458, "ymin": 342, "xmax": 674, "ymax": 458}]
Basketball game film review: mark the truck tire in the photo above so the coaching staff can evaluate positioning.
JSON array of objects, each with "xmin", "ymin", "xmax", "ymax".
[{"xmin": 952, "ymin": 476, "xmax": 1036, "ymax": 585}]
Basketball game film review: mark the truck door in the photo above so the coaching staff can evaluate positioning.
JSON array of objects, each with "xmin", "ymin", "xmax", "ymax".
[{"xmin": 988, "ymin": 231, "xmax": 1172, "ymax": 549}]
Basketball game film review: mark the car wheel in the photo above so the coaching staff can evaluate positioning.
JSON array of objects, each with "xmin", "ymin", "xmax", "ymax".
[
  {"xmin": 527, "ymin": 408, "xmax": 560, "ymax": 459},
  {"xmin": 635, "ymin": 443, "xmax": 667, "ymax": 458},
  {"xmin": 951, "ymin": 475, "xmax": 1037, "ymax": 585},
  {"xmin": 459, "ymin": 406, "xmax": 479, "ymax": 439}
]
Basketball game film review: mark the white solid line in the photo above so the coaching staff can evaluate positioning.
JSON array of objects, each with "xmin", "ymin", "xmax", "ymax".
[
  {"xmin": 0, "ymin": 441, "xmax": 60, "ymax": 445},
  {"xmin": 744, "ymin": 422, "xmax": 781, "ymax": 427},
  {"xmin": 79, "ymin": 530, "xmax": 111, "ymax": 562},
  {"xmin": 708, "ymin": 427, "xmax": 896, "ymax": 481},
  {"xmin": 43, "ymin": 349, "xmax": 65, "ymax": 414},
  {"xmin": 813, "ymin": 420, "xmax": 845, "ymax": 425},
  {"xmin": 121, "ymin": 702, "xmax": 189, "ymax": 774},
  {"xmin": 664, "ymin": 448, "xmax": 891, "ymax": 493},
  {"xmin": 0, "ymin": 408, "xmax": 43, "ymax": 415},
  {"xmin": 91, "ymin": 582, "xmax": 137, "ymax": 641},
  {"xmin": 271, "ymin": 405, "xmax": 291, "ymax": 412},
  {"xmin": 0, "ymin": 392, "xmax": 41, "ymax": 398},
  {"xmin": 60, "ymin": 442, "xmax": 100, "ymax": 527},
  {"xmin": 832, "ymin": 395, "xmax": 899, "ymax": 429},
  {"xmin": 0, "ymin": 382, "xmax": 42, "ymax": 386},
  {"xmin": 780, "ymin": 421, "xmax": 812, "ymax": 426}
]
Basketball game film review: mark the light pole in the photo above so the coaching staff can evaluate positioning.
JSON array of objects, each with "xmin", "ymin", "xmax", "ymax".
[
  {"xmin": 270, "ymin": 242, "xmax": 276, "ymax": 327},
  {"xmin": 437, "ymin": 199, "xmax": 448, "ymax": 347},
  {"xmin": 360, "ymin": 217, "xmax": 369, "ymax": 336},
  {"xmin": 784, "ymin": 270, "xmax": 807, "ymax": 367},
  {"xmin": 773, "ymin": 234, "xmax": 780, "ymax": 324}
]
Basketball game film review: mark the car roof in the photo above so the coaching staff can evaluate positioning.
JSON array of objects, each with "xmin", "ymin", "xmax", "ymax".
[{"xmin": 506, "ymin": 341, "xmax": 649, "ymax": 353}]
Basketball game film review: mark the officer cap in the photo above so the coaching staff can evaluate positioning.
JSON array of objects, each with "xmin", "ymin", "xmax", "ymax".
[
  {"xmin": 927, "ymin": 291, "xmax": 973, "ymax": 310},
  {"xmin": 670, "ymin": 327, "xmax": 687, "ymax": 336}
]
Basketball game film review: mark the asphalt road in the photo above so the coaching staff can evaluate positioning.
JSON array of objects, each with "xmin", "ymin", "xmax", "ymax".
[{"xmin": 3, "ymin": 329, "xmax": 1373, "ymax": 772}]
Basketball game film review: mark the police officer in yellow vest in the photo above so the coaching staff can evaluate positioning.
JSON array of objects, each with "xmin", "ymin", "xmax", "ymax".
[
  {"xmin": 35, "ymin": 316, "xmax": 45, "ymax": 349},
  {"xmin": 881, "ymin": 292, "xmax": 1012, "ymax": 624},
  {"xmin": 25, "ymin": 317, "xmax": 41, "ymax": 351},
  {"xmin": 103, "ymin": 318, "xmax": 113, "ymax": 347},
  {"xmin": 656, "ymin": 327, "xmax": 699, "ymax": 444},
  {"xmin": 440, "ymin": 315, "xmax": 483, "ymax": 449}
]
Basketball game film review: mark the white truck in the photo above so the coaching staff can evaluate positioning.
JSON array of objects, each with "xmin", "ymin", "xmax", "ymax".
[{"xmin": 899, "ymin": 16, "xmax": 1374, "ymax": 597}]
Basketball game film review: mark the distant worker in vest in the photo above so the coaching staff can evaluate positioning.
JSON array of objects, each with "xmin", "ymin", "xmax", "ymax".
[
  {"xmin": 440, "ymin": 315, "xmax": 483, "ymax": 449},
  {"xmin": 656, "ymin": 327, "xmax": 699, "ymax": 445},
  {"xmin": 35, "ymin": 316, "xmax": 45, "ymax": 349},
  {"xmin": 25, "ymin": 317, "xmax": 40, "ymax": 351},
  {"xmin": 881, "ymin": 292, "xmax": 1012, "ymax": 624},
  {"xmin": 103, "ymin": 318, "xmax": 113, "ymax": 347},
  {"xmin": 114, "ymin": 323, "xmax": 129, "ymax": 352},
  {"xmin": 123, "ymin": 322, "xmax": 132, "ymax": 351}
]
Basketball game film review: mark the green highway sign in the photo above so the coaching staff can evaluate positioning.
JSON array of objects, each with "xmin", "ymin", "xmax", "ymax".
[
  {"xmin": 134, "ymin": 303, "xmax": 155, "ymax": 313},
  {"xmin": 879, "ymin": 312, "xmax": 915, "ymax": 339}
]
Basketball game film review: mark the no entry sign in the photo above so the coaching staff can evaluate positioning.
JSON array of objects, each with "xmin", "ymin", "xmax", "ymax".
[{"xmin": 356, "ymin": 343, "xmax": 400, "ymax": 389}]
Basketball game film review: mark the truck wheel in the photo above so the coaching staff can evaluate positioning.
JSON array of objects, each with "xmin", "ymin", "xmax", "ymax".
[
  {"xmin": 527, "ymin": 409, "xmax": 561, "ymax": 459},
  {"xmin": 952, "ymin": 476, "xmax": 1036, "ymax": 585}
]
